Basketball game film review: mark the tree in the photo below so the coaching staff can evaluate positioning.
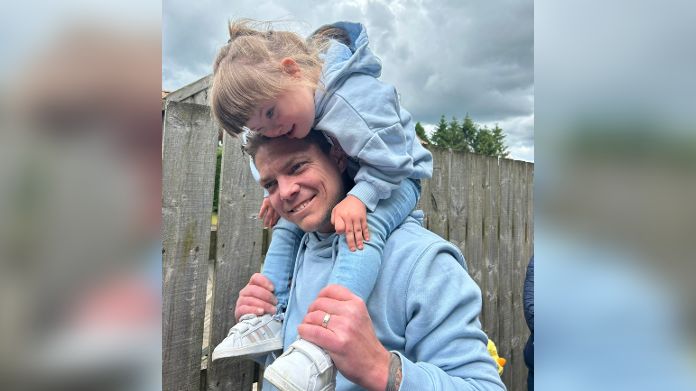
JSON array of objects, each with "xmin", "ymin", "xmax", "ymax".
[
  {"xmin": 461, "ymin": 114, "xmax": 477, "ymax": 151},
  {"xmin": 415, "ymin": 121, "xmax": 429, "ymax": 144},
  {"xmin": 430, "ymin": 115, "xmax": 449, "ymax": 147},
  {"xmin": 447, "ymin": 116, "xmax": 466, "ymax": 151},
  {"xmin": 491, "ymin": 124, "xmax": 509, "ymax": 158},
  {"xmin": 432, "ymin": 115, "xmax": 467, "ymax": 151},
  {"xmin": 472, "ymin": 124, "xmax": 509, "ymax": 158},
  {"xmin": 430, "ymin": 114, "xmax": 510, "ymax": 158},
  {"xmin": 473, "ymin": 126, "xmax": 497, "ymax": 156}
]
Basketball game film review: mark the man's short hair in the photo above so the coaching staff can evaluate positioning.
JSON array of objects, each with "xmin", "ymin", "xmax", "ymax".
[{"xmin": 243, "ymin": 130, "xmax": 333, "ymax": 162}]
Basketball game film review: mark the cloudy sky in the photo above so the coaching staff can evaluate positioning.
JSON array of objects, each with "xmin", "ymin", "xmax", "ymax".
[{"xmin": 163, "ymin": 0, "xmax": 534, "ymax": 161}]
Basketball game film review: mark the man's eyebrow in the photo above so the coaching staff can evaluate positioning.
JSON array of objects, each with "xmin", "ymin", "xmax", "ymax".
[{"xmin": 258, "ymin": 155, "xmax": 303, "ymax": 184}]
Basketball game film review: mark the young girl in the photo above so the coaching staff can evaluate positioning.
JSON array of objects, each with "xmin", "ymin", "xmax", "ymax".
[{"xmin": 210, "ymin": 20, "xmax": 432, "ymax": 389}]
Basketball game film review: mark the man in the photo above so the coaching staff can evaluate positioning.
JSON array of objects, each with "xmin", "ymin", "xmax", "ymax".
[{"xmin": 237, "ymin": 131, "xmax": 506, "ymax": 391}]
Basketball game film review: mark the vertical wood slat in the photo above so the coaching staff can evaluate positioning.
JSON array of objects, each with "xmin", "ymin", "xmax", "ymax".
[
  {"xmin": 511, "ymin": 161, "xmax": 533, "ymax": 391},
  {"xmin": 206, "ymin": 131, "xmax": 266, "ymax": 391},
  {"xmin": 163, "ymin": 102, "xmax": 219, "ymax": 391},
  {"xmin": 482, "ymin": 157, "xmax": 501, "ymax": 344},
  {"xmin": 422, "ymin": 148, "xmax": 451, "ymax": 239},
  {"xmin": 497, "ymin": 157, "xmax": 514, "ymax": 390}
]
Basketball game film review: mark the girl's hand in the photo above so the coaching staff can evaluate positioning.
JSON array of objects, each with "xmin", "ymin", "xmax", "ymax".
[
  {"xmin": 258, "ymin": 197, "xmax": 280, "ymax": 228},
  {"xmin": 331, "ymin": 195, "xmax": 370, "ymax": 251}
]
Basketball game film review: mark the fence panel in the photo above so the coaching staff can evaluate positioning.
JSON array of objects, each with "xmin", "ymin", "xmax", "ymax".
[
  {"xmin": 162, "ymin": 102, "xmax": 219, "ymax": 391},
  {"xmin": 206, "ymin": 131, "xmax": 266, "ymax": 391},
  {"xmin": 416, "ymin": 148, "xmax": 532, "ymax": 391}
]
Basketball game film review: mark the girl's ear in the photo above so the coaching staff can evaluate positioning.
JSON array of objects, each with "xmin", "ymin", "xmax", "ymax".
[{"xmin": 280, "ymin": 57, "xmax": 302, "ymax": 77}]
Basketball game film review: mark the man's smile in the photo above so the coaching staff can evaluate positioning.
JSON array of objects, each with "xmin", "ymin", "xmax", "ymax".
[{"xmin": 288, "ymin": 195, "xmax": 315, "ymax": 214}]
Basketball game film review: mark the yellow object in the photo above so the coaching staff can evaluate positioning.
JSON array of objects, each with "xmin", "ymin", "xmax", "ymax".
[{"xmin": 487, "ymin": 339, "xmax": 506, "ymax": 375}]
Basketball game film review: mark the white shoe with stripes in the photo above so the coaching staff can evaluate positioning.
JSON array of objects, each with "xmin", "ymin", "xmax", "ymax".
[
  {"xmin": 212, "ymin": 314, "xmax": 283, "ymax": 361},
  {"xmin": 264, "ymin": 338, "xmax": 336, "ymax": 391}
]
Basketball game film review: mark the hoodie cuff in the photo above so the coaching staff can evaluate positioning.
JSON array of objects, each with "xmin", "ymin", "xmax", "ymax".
[
  {"xmin": 347, "ymin": 181, "xmax": 381, "ymax": 212},
  {"xmin": 392, "ymin": 351, "xmax": 430, "ymax": 391}
]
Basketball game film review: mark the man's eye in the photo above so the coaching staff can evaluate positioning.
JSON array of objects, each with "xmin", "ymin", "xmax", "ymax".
[
  {"xmin": 291, "ymin": 162, "xmax": 305, "ymax": 173},
  {"xmin": 263, "ymin": 181, "xmax": 276, "ymax": 190},
  {"xmin": 266, "ymin": 107, "xmax": 275, "ymax": 119}
]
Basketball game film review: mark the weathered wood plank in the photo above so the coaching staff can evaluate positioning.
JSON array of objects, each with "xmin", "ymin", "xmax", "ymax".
[
  {"xmin": 206, "ymin": 131, "xmax": 265, "ymax": 391},
  {"xmin": 482, "ymin": 156, "xmax": 500, "ymax": 344},
  {"xmin": 510, "ymin": 161, "xmax": 533, "ymax": 391},
  {"xmin": 163, "ymin": 102, "xmax": 219, "ymax": 391},
  {"xmin": 464, "ymin": 152, "xmax": 484, "ymax": 303},
  {"xmin": 166, "ymin": 75, "xmax": 213, "ymax": 104},
  {"xmin": 423, "ymin": 147, "xmax": 451, "ymax": 239},
  {"xmin": 496, "ymin": 157, "xmax": 514, "ymax": 390}
]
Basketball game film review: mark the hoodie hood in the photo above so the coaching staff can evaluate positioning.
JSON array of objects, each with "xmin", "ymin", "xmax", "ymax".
[{"xmin": 314, "ymin": 22, "xmax": 382, "ymax": 118}]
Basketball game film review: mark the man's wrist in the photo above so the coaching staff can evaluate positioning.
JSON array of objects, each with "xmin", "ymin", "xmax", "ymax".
[{"xmin": 385, "ymin": 352, "xmax": 402, "ymax": 391}]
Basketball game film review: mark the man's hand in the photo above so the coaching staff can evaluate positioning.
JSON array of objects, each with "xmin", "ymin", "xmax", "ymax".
[
  {"xmin": 298, "ymin": 285, "xmax": 390, "ymax": 391},
  {"xmin": 330, "ymin": 195, "xmax": 370, "ymax": 251},
  {"xmin": 235, "ymin": 273, "xmax": 277, "ymax": 322},
  {"xmin": 258, "ymin": 197, "xmax": 280, "ymax": 228}
]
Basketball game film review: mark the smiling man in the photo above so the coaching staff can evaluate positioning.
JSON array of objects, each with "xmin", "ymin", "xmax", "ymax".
[{"xmin": 237, "ymin": 130, "xmax": 505, "ymax": 391}]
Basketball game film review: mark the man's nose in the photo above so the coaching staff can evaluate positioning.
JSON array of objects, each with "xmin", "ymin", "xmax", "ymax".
[{"xmin": 278, "ymin": 177, "xmax": 299, "ymax": 200}]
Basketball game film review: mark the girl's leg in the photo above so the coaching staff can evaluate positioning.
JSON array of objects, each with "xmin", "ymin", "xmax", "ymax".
[
  {"xmin": 328, "ymin": 179, "xmax": 421, "ymax": 301},
  {"xmin": 261, "ymin": 218, "xmax": 304, "ymax": 314}
]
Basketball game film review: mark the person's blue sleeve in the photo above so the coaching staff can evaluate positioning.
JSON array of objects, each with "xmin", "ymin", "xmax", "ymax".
[
  {"xmin": 315, "ymin": 76, "xmax": 424, "ymax": 211},
  {"xmin": 524, "ymin": 256, "xmax": 534, "ymax": 332},
  {"xmin": 398, "ymin": 250, "xmax": 506, "ymax": 391}
]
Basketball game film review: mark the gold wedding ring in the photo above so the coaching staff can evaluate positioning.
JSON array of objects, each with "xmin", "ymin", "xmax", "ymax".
[{"xmin": 322, "ymin": 313, "xmax": 331, "ymax": 328}]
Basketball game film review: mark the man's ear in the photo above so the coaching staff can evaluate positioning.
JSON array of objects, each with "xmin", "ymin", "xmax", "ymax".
[
  {"xmin": 329, "ymin": 144, "xmax": 347, "ymax": 173},
  {"xmin": 280, "ymin": 57, "xmax": 301, "ymax": 77}
]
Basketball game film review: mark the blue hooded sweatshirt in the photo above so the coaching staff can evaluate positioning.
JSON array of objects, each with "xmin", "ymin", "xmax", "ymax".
[
  {"xmin": 261, "ymin": 213, "xmax": 506, "ymax": 391},
  {"xmin": 312, "ymin": 22, "xmax": 433, "ymax": 211}
]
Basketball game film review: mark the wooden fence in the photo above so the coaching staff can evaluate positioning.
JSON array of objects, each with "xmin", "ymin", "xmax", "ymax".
[{"xmin": 163, "ymin": 101, "xmax": 533, "ymax": 391}]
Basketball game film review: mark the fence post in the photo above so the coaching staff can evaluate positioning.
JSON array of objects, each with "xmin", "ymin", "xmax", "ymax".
[
  {"xmin": 206, "ymin": 132, "xmax": 265, "ymax": 391},
  {"xmin": 162, "ymin": 102, "xmax": 219, "ymax": 391}
]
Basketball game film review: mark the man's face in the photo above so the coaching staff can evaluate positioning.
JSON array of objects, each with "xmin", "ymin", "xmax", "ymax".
[{"xmin": 255, "ymin": 137, "xmax": 345, "ymax": 233}]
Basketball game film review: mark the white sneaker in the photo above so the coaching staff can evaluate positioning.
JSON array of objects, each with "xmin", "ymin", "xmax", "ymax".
[
  {"xmin": 264, "ymin": 339, "xmax": 336, "ymax": 391},
  {"xmin": 211, "ymin": 314, "xmax": 283, "ymax": 361}
]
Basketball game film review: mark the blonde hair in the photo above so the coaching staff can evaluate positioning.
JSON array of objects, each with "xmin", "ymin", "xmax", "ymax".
[{"xmin": 211, "ymin": 19, "xmax": 325, "ymax": 136}]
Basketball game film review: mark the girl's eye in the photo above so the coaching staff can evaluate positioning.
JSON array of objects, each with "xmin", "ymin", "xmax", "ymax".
[{"xmin": 266, "ymin": 107, "xmax": 275, "ymax": 119}]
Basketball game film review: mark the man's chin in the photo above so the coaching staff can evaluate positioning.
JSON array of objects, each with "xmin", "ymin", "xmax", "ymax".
[{"xmin": 284, "ymin": 215, "xmax": 330, "ymax": 234}]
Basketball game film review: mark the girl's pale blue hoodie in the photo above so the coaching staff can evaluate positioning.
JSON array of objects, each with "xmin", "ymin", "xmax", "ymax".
[
  {"xmin": 261, "ymin": 213, "xmax": 506, "ymax": 391},
  {"xmin": 313, "ymin": 22, "xmax": 433, "ymax": 211}
]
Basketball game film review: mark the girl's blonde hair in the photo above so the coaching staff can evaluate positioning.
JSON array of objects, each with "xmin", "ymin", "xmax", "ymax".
[{"xmin": 211, "ymin": 19, "xmax": 325, "ymax": 136}]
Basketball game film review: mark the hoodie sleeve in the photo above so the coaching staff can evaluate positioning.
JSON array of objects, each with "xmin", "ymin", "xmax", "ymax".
[
  {"xmin": 314, "ymin": 75, "xmax": 418, "ymax": 211},
  {"xmin": 524, "ymin": 256, "xmax": 534, "ymax": 332},
  {"xmin": 396, "ymin": 249, "xmax": 507, "ymax": 391}
]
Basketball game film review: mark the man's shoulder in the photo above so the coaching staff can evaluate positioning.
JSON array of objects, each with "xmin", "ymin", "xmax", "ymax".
[{"xmin": 384, "ymin": 214, "xmax": 466, "ymax": 271}]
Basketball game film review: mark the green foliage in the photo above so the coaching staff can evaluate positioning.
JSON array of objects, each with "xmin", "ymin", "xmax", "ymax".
[
  {"xmin": 428, "ymin": 114, "xmax": 509, "ymax": 158},
  {"xmin": 415, "ymin": 121, "xmax": 430, "ymax": 144},
  {"xmin": 461, "ymin": 114, "xmax": 477, "ymax": 151},
  {"xmin": 431, "ymin": 115, "xmax": 466, "ymax": 151}
]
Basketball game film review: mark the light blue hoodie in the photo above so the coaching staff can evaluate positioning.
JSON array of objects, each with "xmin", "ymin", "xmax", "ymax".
[
  {"xmin": 313, "ymin": 22, "xmax": 433, "ymax": 211},
  {"xmin": 261, "ymin": 212, "xmax": 506, "ymax": 391}
]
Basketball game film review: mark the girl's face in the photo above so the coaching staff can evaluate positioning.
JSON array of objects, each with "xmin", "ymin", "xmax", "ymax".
[{"xmin": 246, "ymin": 82, "xmax": 315, "ymax": 139}]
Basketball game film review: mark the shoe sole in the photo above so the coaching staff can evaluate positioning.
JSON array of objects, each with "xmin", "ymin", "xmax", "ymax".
[
  {"xmin": 264, "ymin": 365, "xmax": 335, "ymax": 391},
  {"xmin": 211, "ymin": 339, "xmax": 283, "ymax": 362}
]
